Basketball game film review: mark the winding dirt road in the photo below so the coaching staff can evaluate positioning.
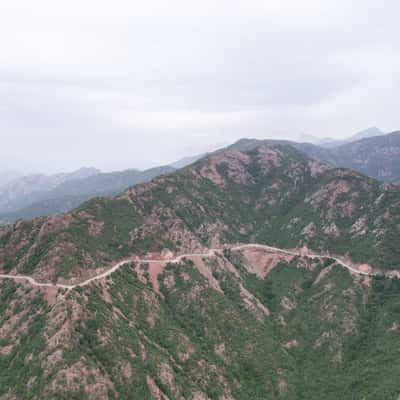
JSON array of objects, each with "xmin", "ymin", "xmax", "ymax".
[{"xmin": 0, "ymin": 244, "xmax": 379, "ymax": 290}]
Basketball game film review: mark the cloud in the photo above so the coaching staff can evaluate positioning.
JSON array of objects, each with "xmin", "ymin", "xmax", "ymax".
[{"xmin": 0, "ymin": 0, "xmax": 399, "ymax": 172}]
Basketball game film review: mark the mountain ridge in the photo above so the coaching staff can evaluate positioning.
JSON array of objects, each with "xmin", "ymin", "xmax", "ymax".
[
  {"xmin": 297, "ymin": 126, "xmax": 385, "ymax": 147},
  {"xmin": 0, "ymin": 166, "xmax": 175, "ymax": 224},
  {"xmin": 2, "ymin": 129, "xmax": 399, "ymax": 225},
  {"xmin": 0, "ymin": 230, "xmax": 399, "ymax": 399},
  {"xmin": 0, "ymin": 167, "xmax": 101, "ymax": 213},
  {"xmin": 1, "ymin": 143, "xmax": 399, "ymax": 284},
  {"xmin": 1, "ymin": 142, "xmax": 400, "ymax": 399},
  {"xmin": 231, "ymin": 131, "xmax": 400, "ymax": 183}
]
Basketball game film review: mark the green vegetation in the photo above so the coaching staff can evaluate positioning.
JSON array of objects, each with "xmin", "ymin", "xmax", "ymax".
[
  {"xmin": 0, "ymin": 280, "xmax": 48, "ymax": 399},
  {"xmin": 1, "ymin": 143, "xmax": 399, "ymax": 280},
  {"xmin": 0, "ymin": 143, "xmax": 399, "ymax": 398},
  {"xmin": 1, "ymin": 249, "xmax": 400, "ymax": 398}
]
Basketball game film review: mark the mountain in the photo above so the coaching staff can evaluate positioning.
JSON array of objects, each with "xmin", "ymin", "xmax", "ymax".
[
  {"xmin": 3, "ymin": 128, "xmax": 396, "ymax": 225},
  {"xmin": 297, "ymin": 126, "xmax": 386, "ymax": 148},
  {"xmin": 296, "ymin": 133, "xmax": 340, "ymax": 147},
  {"xmin": 169, "ymin": 154, "xmax": 205, "ymax": 169},
  {"xmin": 320, "ymin": 126, "xmax": 386, "ymax": 148},
  {"xmin": 47, "ymin": 166, "xmax": 175, "ymax": 198},
  {"xmin": 0, "ymin": 143, "xmax": 399, "ymax": 399},
  {"xmin": 347, "ymin": 126, "xmax": 385, "ymax": 142},
  {"xmin": 1, "ymin": 143, "xmax": 399, "ymax": 280},
  {"xmin": 2, "ymin": 245, "xmax": 400, "ymax": 399},
  {"xmin": 0, "ymin": 166, "xmax": 175, "ymax": 224},
  {"xmin": 0, "ymin": 167, "xmax": 100, "ymax": 213},
  {"xmin": 295, "ymin": 132, "xmax": 400, "ymax": 183},
  {"xmin": 0, "ymin": 194, "xmax": 99, "ymax": 224},
  {"xmin": 235, "ymin": 131, "xmax": 400, "ymax": 183},
  {"xmin": 325, "ymin": 131, "xmax": 400, "ymax": 182}
]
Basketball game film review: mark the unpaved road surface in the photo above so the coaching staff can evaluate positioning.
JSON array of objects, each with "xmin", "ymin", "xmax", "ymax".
[{"xmin": 0, "ymin": 243, "xmax": 382, "ymax": 290}]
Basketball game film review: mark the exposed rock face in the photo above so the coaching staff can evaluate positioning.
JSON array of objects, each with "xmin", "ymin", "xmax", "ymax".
[
  {"xmin": 0, "ymin": 142, "xmax": 399, "ymax": 398},
  {"xmin": 1, "ymin": 245, "xmax": 399, "ymax": 399},
  {"xmin": 230, "ymin": 132, "xmax": 400, "ymax": 183},
  {"xmin": 1, "ymin": 144, "xmax": 399, "ymax": 284},
  {"xmin": 326, "ymin": 131, "xmax": 400, "ymax": 183}
]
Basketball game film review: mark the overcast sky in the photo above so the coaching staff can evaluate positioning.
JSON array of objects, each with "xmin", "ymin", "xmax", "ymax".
[{"xmin": 1, "ymin": 0, "xmax": 399, "ymax": 173}]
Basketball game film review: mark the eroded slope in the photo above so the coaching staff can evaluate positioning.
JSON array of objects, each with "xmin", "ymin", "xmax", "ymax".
[
  {"xmin": 1, "ymin": 247, "xmax": 399, "ymax": 399},
  {"xmin": 1, "ymin": 144, "xmax": 399, "ymax": 285}
]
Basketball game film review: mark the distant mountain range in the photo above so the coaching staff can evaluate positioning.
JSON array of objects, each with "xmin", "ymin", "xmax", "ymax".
[
  {"xmin": 169, "ymin": 154, "xmax": 205, "ymax": 169},
  {"xmin": 0, "ymin": 153, "xmax": 208, "ymax": 225},
  {"xmin": 1, "ymin": 128, "xmax": 399, "ymax": 225},
  {"xmin": 0, "ymin": 166, "xmax": 175, "ymax": 224},
  {"xmin": 0, "ymin": 167, "xmax": 100, "ymax": 213},
  {"xmin": 0, "ymin": 141, "xmax": 399, "ymax": 398},
  {"xmin": 304, "ymin": 131, "xmax": 400, "ymax": 182},
  {"xmin": 234, "ymin": 130, "xmax": 400, "ymax": 184},
  {"xmin": 297, "ymin": 126, "xmax": 386, "ymax": 148}
]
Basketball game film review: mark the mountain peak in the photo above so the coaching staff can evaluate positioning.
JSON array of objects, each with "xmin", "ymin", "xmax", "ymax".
[
  {"xmin": 349, "ymin": 126, "xmax": 384, "ymax": 141},
  {"xmin": 2, "ymin": 141, "xmax": 398, "ymax": 285},
  {"xmin": 1, "ymin": 139, "xmax": 400, "ymax": 398}
]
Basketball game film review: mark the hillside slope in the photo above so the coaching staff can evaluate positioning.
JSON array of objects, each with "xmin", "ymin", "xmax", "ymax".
[
  {"xmin": 0, "ymin": 166, "xmax": 175, "ymax": 224},
  {"xmin": 1, "ymin": 144, "xmax": 399, "ymax": 284},
  {"xmin": 327, "ymin": 132, "xmax": 400, "ymax": 182},
  {"xmin": 233, "ymin": 131, "xmax": 400, "ymax": 183},
  {"xmin": 0, "ymin": 168, "xmax": 100, "ymax": 213},
  {"xmin": 1, "ymin": 246, "xmax": 400, "ymax": 399},
  {"xmin": 0, "ymin": 144, "xmax": 400, "ymax": 399}
]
